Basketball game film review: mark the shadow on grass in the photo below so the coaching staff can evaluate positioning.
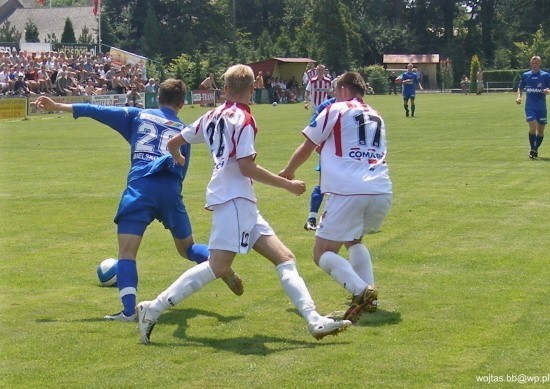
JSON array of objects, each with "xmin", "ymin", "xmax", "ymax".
[
  {"xmin": 284, "ymin": 307, "xmax": 402, "ymax": 327},
  {"xmin": 149, "ymin": 308, "xmax": 350, "ymax": 354},
  {"xmin": 355, "ymin": 309, "xmax": 402, "ymax": 327}
]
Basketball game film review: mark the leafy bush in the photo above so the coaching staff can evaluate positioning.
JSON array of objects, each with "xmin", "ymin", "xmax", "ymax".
[{"xmin": 361, "ymin": 65, "xmax": 388, "ymax": 95}]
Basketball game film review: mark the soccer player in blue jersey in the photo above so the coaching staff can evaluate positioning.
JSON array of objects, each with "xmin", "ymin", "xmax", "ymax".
[
  {"xmin": 516, "ymin": 56, "xmax": 550, "ymax": 159},
  {"xmin": 33, "ymin": 79, "xmax": 243, "ymax": 322},
  {"xmin": 304, "ymin": 96, "xmax": 335, "ymax": 231},
  {"xmin": 401, "ymin": 63, "xmax": 423, "ymax": 117}
]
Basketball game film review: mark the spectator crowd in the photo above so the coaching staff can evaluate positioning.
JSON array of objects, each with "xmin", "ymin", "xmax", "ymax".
[
  {"xmin": 0, "ymin": 49, "xmax": 158, "ymax": 103},
  {"xmin": 0, "ymin": 51, "xmax": 373, "ymax": 106}
]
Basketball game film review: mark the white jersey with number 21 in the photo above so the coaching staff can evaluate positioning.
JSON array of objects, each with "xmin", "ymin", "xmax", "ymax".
[
  {"xmin": 181, "ymin": 101, "xmax": 258, "ymax": 209},
  {"xmin": 303, "ymin": 98, "xmax": 392, "ymax": 195}
]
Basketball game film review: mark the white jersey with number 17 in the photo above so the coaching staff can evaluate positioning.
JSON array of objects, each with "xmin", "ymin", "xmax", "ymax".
[
  {"xmin": 181, "ymin": 101, "xmax": 258, "ymax": 209},
  {"xmin": 302, "ymin": 99, "xmax": 392, "ymax": 195}
]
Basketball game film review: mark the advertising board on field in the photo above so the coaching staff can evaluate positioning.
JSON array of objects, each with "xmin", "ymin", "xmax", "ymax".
[
  {"xmin": 27, "ymin": 95, "xmax": 92, "ymax": 116},
  {"xmin": 5, "ymin": 93, "xmax": 146, "ymax": 119},
  {"xmin": 191, "ymin": 90, "xmax": 216, "ymax": 106},
  {"xmin": 0, "ymin": 98, "xmax": 27, "ymax": 119},
  {"xmin": 91, "ymin": 94, "xmax": 145, "ymax": 107}
]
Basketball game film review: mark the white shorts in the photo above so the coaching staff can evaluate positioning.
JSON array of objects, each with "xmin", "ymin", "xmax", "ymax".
[
  {"xmin": 209, "ymin": 198, "xmax": 274, "ymax": 254},
  {"xmin": 316, "ymin": 194, "xmax": 392, "ymax": 241}
]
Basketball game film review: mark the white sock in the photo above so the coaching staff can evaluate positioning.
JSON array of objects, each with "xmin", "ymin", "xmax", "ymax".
[
  {"xmin": 318, "ymin": 251, "xmax": 367, "ymax": 296},
  {"xmin": 276, "ymin": 261, "xmax": 322, "ymax": 324},
  {"xmin": 150, "ymin": 261, "xmax": 216, "ymax": 313},
  {"xmin": 348, "ymin": 243, "xmax": 375, "ymax": 286},
  {"xmin": 308, "ymin": 212, "xmax": 318, "ymax": 219}
]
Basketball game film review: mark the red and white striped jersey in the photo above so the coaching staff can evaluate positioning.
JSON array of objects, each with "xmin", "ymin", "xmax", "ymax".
[
  {"xmin": 181, "ymin": 101, "xmax": 258, "ymax": 209},
  {"xmin": 302, "ymin": 67, "xmax": 317, "ymax": 85},
  {"xmin": 306, "ymin": 75, "xmax": 333, "ymax": 107},
  {"xmin": 302, "ymin": 98, "xmax": 392, "ymax": 195}
]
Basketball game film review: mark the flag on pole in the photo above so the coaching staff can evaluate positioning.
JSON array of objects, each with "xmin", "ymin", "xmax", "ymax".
[{"xmin": 93, "ymin": 0, "xmax": 99, "ymax": 16}]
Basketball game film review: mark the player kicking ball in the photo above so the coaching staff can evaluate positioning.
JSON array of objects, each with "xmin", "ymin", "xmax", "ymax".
[{"xmin": 136, "ymin": 64, "xmax": 351, "ymax": 344}]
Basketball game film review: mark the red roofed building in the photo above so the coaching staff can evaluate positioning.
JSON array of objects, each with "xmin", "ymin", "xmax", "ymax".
[{"xmin": 247, "ymin": 57, "xmax": 316, "ymax": 84}]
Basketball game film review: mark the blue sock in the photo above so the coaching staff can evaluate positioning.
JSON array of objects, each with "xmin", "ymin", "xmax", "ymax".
[
  {"xmin": 310, "ymin": 185, "xmax": 324, "ymax": 214},
  {"xmin": 529, "ymin": 133, "xmax": 536, "ymax": 149},
  {"xmin": 116, "ymin": 259, "xmax": 138, "ymax": 316},
  {"xmin": 186, "ymin": 244, "xmax": 209, "ymax": 264},
  {"xmin": 535, "ymin": 135, "xmax": 544, "ymax": 149}
]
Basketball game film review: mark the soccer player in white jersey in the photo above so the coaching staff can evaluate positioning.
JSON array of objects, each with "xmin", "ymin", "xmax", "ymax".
[
  {"xmin": 136, "ymin": 64, "xmax": 352, "ymax": 344},
  {"xmin": 304, "ymin": 64, "xmax": 332, "ymax": 113},
  {"xmin": 280, "ymin": 71, "xmax": 393, "ymax": 323}
]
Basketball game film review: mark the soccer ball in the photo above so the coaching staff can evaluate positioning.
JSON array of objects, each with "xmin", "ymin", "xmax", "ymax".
[
  {"xmin": 97, "ymin": 258, "xmax": 118, "ymax": 287},
  {"xmin": 272, "ymin": 101, "xmax": 277, "ymax": 106}
]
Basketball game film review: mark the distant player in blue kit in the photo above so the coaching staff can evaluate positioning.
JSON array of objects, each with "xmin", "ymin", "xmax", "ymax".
[
  {"xmin": 33, "ymin": 79, "xmax": 243, "ymax": 322},
  {"xmin": 304, "ymin": 96, "xmax": 335, "ymax": 231},
  {"xmin": 516, "ymin": 56, "xmax": 550, "ymax": 159},
  {"xmin": 401, "ymin": 63, "xmax": 423, "ymax": 117}
]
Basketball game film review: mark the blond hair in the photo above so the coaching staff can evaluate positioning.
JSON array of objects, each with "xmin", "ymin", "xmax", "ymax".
[{"xmin": 222, "ymin": 64, "xmax": 254, "ymax": 95}]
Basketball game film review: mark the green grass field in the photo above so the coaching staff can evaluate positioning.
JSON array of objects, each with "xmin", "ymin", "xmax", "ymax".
[{"xmin": 1, "ymin": 93, "xmax": 549, "ymax": 388}]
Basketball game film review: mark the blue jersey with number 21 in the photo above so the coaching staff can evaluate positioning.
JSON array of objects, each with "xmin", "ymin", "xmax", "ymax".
[{"xmin": 72, "ymin": 104, "xmax": 190, "ymax": 183}]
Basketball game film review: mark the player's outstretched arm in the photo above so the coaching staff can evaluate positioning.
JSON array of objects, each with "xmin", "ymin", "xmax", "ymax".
[
  {"xmin": 33, "ymin": 96, "xmax": 73, "ymax": 113},
  {"xmin": 167, "ymin": 133, "xmax": 187, "ymax": 166},
  {"xmin": 238, "ymin": 156, "xmax": 306, "ymax": 196},
  {"xmin": 279, "ymin": 139, "xmax": 317, "ymax": 180}
]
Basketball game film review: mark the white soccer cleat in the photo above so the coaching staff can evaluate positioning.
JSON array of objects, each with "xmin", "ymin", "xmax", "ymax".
[
  {"xmin": 308, "ymin": 316, "xmax": 352, "ymax": 340},
  {"xmin": 104, "ymin": 311, "xmax": 137, "ymax": 322},
  {"xmin": 136, "ymin": 301, "xmax": 160, "ymax": 344}
]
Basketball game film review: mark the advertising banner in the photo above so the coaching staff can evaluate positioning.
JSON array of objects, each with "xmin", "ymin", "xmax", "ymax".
[
  {"xmin": 28, "ymin": 95, "xmax": 92, "ymax": 115},
  {"xmin": 0, "ymin": 43, "xmax": 19, "ymax": 54},
  {"xmin": 20, "ymin": 42, "xmax": 52, "ymax": 53},
  {"xmin": 92, "ymin": 94, "xmax": 144, "ymax": 107},
  {"xmin": 109, "ymin": 47, "xmax": 147, "ymax": 67},
  {"xmin": 191, "ymin": 90, "xmax": 216, "ymax": 106},
  {"xmin": 0, "ymin": 98, "xmax": 27, "ymax": 119},
  {"xmin": 53, "ymin": 43, "xmax": 98, "ymax": 57}
]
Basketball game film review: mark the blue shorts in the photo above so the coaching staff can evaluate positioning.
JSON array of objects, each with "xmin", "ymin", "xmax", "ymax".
[
  {"xmin": 114, "ymin": 173, "xmax": 192, "ymax": 239},
  {"xmin": 402, "ymin": 91, "xmax": 416, "ymax": 100},
  {"xmin": 525, "ymin": 107, "xmax": 547, "ymax": 124}
]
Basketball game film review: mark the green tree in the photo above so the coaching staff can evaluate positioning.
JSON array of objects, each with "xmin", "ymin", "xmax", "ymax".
[
  {"xmin": 469, "ymin": 54, "xmax": 482, "ymax": 93},
  {"xmin": 61, "ymin": 18, "xmax": 76, "ymax": 43},
  {"xmin": 494, "ymin": 48, "xmax": 512, "ymax": 69},
  {"xmin": 52, "ymin": 0, "xmax": 89, "ymax": 5},
  {"xmin": 0, "ymin": 21, "xmax": 22, "ymax": 43},
  {"xmin": 24, "ymin": 20, "xmax": 40, "ymax": 42},
  {"xmin": 97, "ymin": 12, "xmax": 115, "ymax": 51},
  {"xmin": 306, "ymin": 0, "xmax": 358, "ymax": 73},
  {"xmin": 439, "ymin": 57, "xmax": 454, "ymax": 90},
  {"xmin": 141, "ymin": 4, "xmax": 160, "ymax": 58},
  {"xmin": 362, "ymin": 65, "xmax": 388, "ymax": 95},
  {"xmin": 258, "ymin": 30, "xmax": 273, "ymax": 59},
  {"xmin": 44, "ymin": 33, "xmax": 59, "ymax": 44},
  {"xmin": 273, "ymin": 28, "xmax": 293, "ymax": 57},
  {"xmin": 514, "ymin": 27, "xmax": 550, "ymax": 67},
  {"xmin": 77, "ymin": 26, "xmax": 94, "ymax": 44},
  {"xmin": 146, "ymin": 54, "xmax": 166, "ymax": 82}
]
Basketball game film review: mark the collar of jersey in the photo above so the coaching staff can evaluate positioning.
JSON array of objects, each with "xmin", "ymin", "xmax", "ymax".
[{"xmin": 225, "ymin": 100, "xmax": 251, "ymax": 113}]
